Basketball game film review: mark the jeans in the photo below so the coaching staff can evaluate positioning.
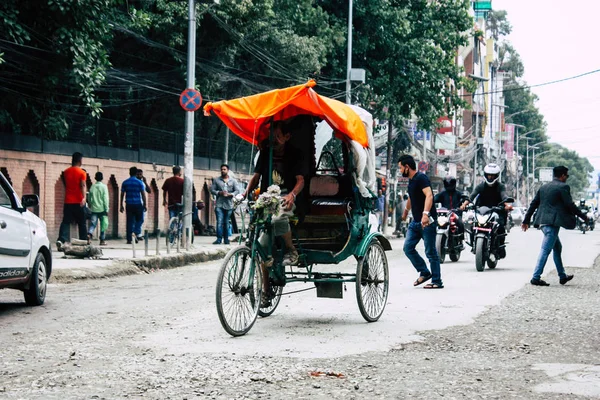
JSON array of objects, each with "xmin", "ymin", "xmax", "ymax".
[
  {"xmin": 58, "ymin": 203, "xmax": 87, "ymax": 243},
  {"xmin": 88, "ymin": 213, "xmax": 106, "ymax": 240},
  {"xmin": 403, "ymin": 221, "xmax": 442, "ymax": 286},
  {"xmin": 532, "ymin": 225, "xmax": 566, "ymax": 281},
  {"xmin": 215, "ymin": 207, "xmax": 232, "ymax": 243},
  {"xmin": 126, "ymin": 204, "xmax": 144, "ymax": 242}
]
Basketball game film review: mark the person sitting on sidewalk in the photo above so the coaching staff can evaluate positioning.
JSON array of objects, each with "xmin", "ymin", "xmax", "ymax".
[{"xmin": 87, "ymin": 171, "xmax": 109, "ymax": 246}]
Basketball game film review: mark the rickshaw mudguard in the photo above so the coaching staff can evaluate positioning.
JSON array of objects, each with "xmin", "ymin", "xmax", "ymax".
[{"xmin": 354, "ymin": 233, "xmax": 392, "ymax": 258}]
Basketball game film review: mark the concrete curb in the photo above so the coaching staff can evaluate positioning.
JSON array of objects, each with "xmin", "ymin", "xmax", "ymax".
[{"xmin": 51, "ymin": 248, "xmax": 230, "ymax": 284}]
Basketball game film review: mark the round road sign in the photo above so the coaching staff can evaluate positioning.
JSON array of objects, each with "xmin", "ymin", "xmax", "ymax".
[{"xmin": 179, "ymin": 88, "xmax": 203, "ymax": 112}]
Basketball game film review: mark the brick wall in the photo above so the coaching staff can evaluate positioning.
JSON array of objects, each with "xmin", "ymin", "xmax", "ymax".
[{"xmin": 0, "ymin": 149, "xmax": 250, "ymax": 241}]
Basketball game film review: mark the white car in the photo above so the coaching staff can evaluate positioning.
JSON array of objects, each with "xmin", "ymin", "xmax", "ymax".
[{"xmin": 0, "ymin": 171, "xmax": 52, "ymax": 305}]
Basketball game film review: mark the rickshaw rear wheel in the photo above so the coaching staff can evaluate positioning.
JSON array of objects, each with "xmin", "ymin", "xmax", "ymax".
[
  {"xmin": 356, "ymin": 239, "xmax": 389, "ymax": 322},
  {"xmin": 216, "ymin": 245, "xmax": 262, "ymax": 337}
]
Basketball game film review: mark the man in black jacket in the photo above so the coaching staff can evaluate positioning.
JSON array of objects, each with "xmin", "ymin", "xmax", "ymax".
[{"xmin": 522, "ymin": 165, "xmax": 588, "ymax": 286}]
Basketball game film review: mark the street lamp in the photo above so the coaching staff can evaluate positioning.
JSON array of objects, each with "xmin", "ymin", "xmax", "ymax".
[{"xmin": 346, "ymin": 0, "xmax": 353, "ymax": 104}]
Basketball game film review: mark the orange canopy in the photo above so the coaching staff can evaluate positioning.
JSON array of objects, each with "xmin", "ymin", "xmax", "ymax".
[{"xmin": 203, "ymin": 80, "xmax": 368, "ymax": 147}]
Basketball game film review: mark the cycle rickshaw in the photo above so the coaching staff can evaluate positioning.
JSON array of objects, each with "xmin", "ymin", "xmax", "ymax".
[{"xmin": 203, "ymin": 80, "xmax": 392, "ymax": 336}]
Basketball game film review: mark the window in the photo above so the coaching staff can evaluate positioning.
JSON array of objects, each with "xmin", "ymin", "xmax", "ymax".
[{"xmin": 0, "ymin": 184, "xmax": 12, "ymax": 208}]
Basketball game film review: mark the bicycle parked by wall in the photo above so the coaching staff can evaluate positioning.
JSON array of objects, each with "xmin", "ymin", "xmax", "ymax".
[{"xmin": 166, "ymin": 203, "xmax": 194, "ymax": 249}]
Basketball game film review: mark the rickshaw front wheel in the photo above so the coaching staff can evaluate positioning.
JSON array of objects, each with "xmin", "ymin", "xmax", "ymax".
[
  {"xmin": 356, "ymin": 239, "xmax": 389, "ymax": 322},
  {"xmin": 216, "ymin": 245, "xmax": 262, "ymax": 336}
]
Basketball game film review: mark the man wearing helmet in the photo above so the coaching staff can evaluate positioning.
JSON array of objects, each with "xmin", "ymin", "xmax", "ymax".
[
  {"xmin": 469, "ymin": 163, "xmax": 513, "ymax": 258},
  {"xmin": 434, "ymin": 176, "xmax": 467, "ymax": 238}
]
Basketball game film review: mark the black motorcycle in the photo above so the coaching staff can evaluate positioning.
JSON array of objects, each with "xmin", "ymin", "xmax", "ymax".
[
  {"xmin": 435, "ymin": 207, "xmax": 464, "ymax": 263},
  {"xmin": 469, "ymin": 198, "xmax": 514, "ymax": 272}
]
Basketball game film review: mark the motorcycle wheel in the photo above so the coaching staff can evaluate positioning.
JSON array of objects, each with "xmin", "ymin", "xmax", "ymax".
[
  {"xmin": 449, "ymin": 251, "xmax": 461, "ymax": 262},
  {"xmin": 436, "ymin": 234, "xmax": 447, "ymax": 264},
  {"xmin": 475, "ymin": 237, "xmax": 486, "ymax": 272}
]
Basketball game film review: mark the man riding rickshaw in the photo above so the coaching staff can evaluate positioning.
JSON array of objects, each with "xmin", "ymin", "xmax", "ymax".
[{"xmin": 204, "ymin": 80, "xmax": 392, "ymax": 336}]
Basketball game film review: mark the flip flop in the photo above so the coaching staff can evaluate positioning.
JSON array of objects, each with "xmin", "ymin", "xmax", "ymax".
[
  {"xmin": 413, "ymin": 274, "xmax": 432, "ymax": 287},
  {"xmin": 423, "ymin": 283, "xmax": 444, "ymax": 289}
]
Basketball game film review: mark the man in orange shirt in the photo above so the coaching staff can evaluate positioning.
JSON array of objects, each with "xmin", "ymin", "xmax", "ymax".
[{"xmin": 58, "ymin": 152, "xmax": 88, "ymax": 244}]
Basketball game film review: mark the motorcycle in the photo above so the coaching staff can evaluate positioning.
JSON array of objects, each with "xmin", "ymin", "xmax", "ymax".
[
  {"xmin": 435, "ymin": 207, "xmax": 465, "ymax": 263},
  {"xmin": 577, "ymin": 214, "xmax": 593, "ymax": 234},
  {"xmin": 507, "ymin": 212, "xmax": 514, "ymax": 233},
  {"xmin": 395, "ymin": 214, "xmax": 412, "ymax": 238},
  {"xmin": 468, "ymin": 198, "xmax": 514, "ymax": 272}
]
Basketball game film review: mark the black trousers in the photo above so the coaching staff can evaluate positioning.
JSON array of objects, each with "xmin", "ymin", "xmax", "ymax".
[{"xmin": 59, "ymin": 203, "xmax": 87, "ymax": 242}]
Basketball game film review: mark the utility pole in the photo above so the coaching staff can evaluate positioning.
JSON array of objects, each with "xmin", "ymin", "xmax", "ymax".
[
  {"xmin": 383, "ymin": 120, "xmax": 393, "ymax": 235},
  {"xmin": 182, "ymin": 0, "xmax": 197, "ymax": 249},
  {"xmin": 224, "ymin": 127, "xmax": 230, "ymax": 164},
  {"xmin": 345, "ymin": 0, "xmax": 353, "ymax": 104},
  {"xmin": 468, "ymin": 74, "xmax": 489, "ymax": 191},
  {"xmin": 512, "ymin": 123, "xmax": 526, "ymax": 206}
]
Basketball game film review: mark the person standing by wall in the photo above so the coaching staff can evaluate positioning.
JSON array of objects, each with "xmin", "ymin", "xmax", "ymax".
[
  {"xmin": 162, "ymin": 166, "xmax": 184, "ymax": 219},
  {"xmin": 58, "ymin": 152, "xmax": 87, "ymax": 245},
  {"xmin": 399, "ymin": 154, "xmax": 443, "ymax": 289},
  {"xmin": 120, "ymin": 166, "xmax": 147, "ymax": 244},
  {"xmin": 522, "ymin": 166, "xmax": 589, "ymax": 286},
  {"xmin": 211, "ymin": 164, "xmax": 241, "ymax": 244},
  {"xmin": 87, "ymin": 171, "xmax": 109, "ymax": 245}
]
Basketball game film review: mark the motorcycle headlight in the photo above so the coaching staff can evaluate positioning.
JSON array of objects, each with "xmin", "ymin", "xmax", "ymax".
[
  {"xmin": 438, "ymin": 216, "xmax": 448, "ymax": 226},
  {"xmin": 476, "ymin": 215, "xmax": 489, "ymax": 225}
]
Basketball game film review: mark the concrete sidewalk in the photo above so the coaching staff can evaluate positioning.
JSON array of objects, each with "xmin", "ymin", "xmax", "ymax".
[{"xmin": 51, "ymin": 235, "xmax": 236, "ymax": 283}]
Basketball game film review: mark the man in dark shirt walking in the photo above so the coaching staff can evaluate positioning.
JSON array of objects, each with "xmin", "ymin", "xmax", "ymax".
[
  {"xmin": 399, "ymin": 155, "xmax": 443, "ymax": 289},
  {"xmin": 522, "ymin": 165, "xmax": 588, "ymax": 286}
]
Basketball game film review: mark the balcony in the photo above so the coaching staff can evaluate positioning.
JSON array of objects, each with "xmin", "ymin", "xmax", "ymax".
[{"xmin": 473, "ymin": 0, "xmax": 492, "ymax": 18}]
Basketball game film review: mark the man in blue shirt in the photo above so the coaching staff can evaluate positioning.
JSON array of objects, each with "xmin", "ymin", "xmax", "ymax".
[
  {"xmin": 399, "ymin": 154, "xmax": 443, "ymax": 289},
  {"xmin": 120, "ymin": 166, "xmax": 147, "ymax": 244}
]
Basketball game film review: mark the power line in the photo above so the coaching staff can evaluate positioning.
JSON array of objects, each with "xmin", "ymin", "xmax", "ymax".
[{"xmin": 464, "ymin": 67, "xmax": 600, "ymax": 97}]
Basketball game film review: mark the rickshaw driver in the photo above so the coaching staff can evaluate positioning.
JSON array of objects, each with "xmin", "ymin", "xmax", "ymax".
[{"xmin": 242, "ymin": 120, "xmax": 309, "ymax": 306}]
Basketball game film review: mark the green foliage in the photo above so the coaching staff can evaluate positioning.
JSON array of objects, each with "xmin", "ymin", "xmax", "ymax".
[{"xmin": 487, "ymin": 10, "xmax": 512, "ymax": 41}]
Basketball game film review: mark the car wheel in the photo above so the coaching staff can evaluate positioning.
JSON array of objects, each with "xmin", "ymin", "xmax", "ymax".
[{"xmin": 24, "ymin": 253, "xmax": 47, "ymax": 306}]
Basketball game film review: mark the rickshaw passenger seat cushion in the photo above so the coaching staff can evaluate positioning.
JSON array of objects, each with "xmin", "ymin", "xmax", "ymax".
[
  {"xmin": 310, "ymin": 198, "xmax": 351, "ymax": 216},
  {"xmin": 309, "ymin": 175, "xmax": 339, "ymax": 197}
]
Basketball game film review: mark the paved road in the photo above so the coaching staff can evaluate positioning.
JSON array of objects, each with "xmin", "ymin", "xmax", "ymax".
[{"xmin": 1, "ymin": 227, "xmax": 598, "ymax": 398}]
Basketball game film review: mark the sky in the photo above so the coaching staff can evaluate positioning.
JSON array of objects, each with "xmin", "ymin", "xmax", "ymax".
[{"xmin": 494, "ymin": 0, "xmax": 600, "ymax": 174}]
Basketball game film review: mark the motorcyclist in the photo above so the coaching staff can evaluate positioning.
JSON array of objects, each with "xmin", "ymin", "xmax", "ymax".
[
  {"xmin": 578, "ymin": 199, "xmax": 593, "ymax": 230},
  {"xmin": 434, "ymin": 176, "xmax": 466, "ymax": 237},
  {"xmin": 469, "ymin": 163, "xmax": 513, "ymax": 259}
]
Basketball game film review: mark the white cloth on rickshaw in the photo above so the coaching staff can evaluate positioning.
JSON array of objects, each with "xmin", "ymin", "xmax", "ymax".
[{"xmin": 314, "ymin": 105, "xmax": 376, "ymax": 198}]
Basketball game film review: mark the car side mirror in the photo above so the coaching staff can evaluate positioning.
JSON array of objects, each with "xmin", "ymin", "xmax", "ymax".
[{"xmin": 22, "ymin": 194, "xmax": 39, "ymax": 209}]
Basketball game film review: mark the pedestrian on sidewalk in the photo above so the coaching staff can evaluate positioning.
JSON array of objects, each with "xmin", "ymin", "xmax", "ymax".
[
  {"xmin": 399, "ymin": 154, "xmax": 443, "ymax": 289},
  {"xmin": 120, "ymin": 166, "xmax": 147, "ymax": 244},
  {"xmin": 210, "ymin": 164, "xmax": 241, "ymax": 244},
  {"xmin": 87, "ymin": 171, "xmax": 109, "ymax": 246},
  {"xmin": 522, "ymin": 165, "xmax": 589, "ymax": 286},
  {"xmin": 58, "ymin": 152, "xmax": 88, "ymax": 245},
  {"xmin": 136, "ymin": 168, "xmax": 152, "ymax": 229},
  {"xmin": 376, "ymin": 189, "xmax": 385, "ymax": 232},
  {"xmin": 162, "ymin": 166, "xmax": 184, "ymax": 219}
]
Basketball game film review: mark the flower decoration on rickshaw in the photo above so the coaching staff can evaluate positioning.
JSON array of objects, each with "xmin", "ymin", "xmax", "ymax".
[{"xmin": 253, "ymin": 185, "xmax": 283, "ymax": 217}]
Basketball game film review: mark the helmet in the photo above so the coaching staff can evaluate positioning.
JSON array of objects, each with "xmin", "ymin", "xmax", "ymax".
[
  {"xmin": 443, "ymin": 176, "xmax": 457, "ymax": 191},
  {"xmin": 483, "ymin": 163, "xmax": 501, "ymax": 186}
]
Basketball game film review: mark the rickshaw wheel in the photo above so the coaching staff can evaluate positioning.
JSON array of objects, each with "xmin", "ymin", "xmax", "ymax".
[
  {"xmin": 258, "ymin": 280, "xmax": 283, "ymax": 318},
  {"xmin": 356, "ymin": 239, "xmax": 389, "ymax": 322},
  {"xmin": 216, "ymin": 245, "xmax": 262, "ymax": 337}
]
